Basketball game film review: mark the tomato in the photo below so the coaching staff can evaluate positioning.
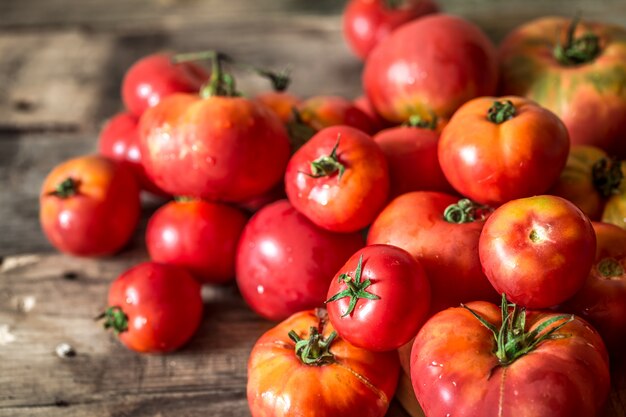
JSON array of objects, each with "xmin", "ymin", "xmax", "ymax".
[
  {"xmin": 479, "ymin": 195, "xmax": 596, "ymax": 309},
  {"xmin": 499, "ymin": 17, "xmax": 626, "ymax": 156},
  {"xmin": 439, "ymin": 96, "xmax": 570, "ymax": 206},
  {"xmin": 254, "ymin": 91, "xmax": 301, "ymax": 123},
  {"xmin": 39, "ymin": 155, "xmax": 140, "ymax": 257},
  {"xmin": 237, "ymin": 181, "xmax": 286, "ymax": 214},
  {"xmin": 368, "ymin": 192, "xmax": 498, "ymax": 313},
  {"xmin": 326, "ymin": 245, "xmax": 430, "ymax": 352},
  {"xmin": 353, "ymin": 95, "xmax": 391, "ymax": 133},
  {"xmin": 236, "ymin": 200, "xmax": 363, "ymax": 321},
  {"xmin": 247, "ymin": 309, "xmax": 400, "ymax": 417},
  {"xmin": 373, "ymin": 117, "xmax": 452, "ymax": 197},
  {"xmin": 563, "ymin": 222, "xmax": 626, "ymax": 353},
  {"xmin": 284, "ymin": 126, "xmax": 389, "ymax": 232},
  {"xmin": 342, "ymin": 0, "xmax": 438, "ymax": 60},
  {"xmin": 297, "ymin": 95, "xmax": 376, "ymax": 134},
  {"xmin": 602, "ymin": 161, "xmax": 626, "ymax": 230},
  {"xmin": 122, "ymin": 52, "xmax": 209, "ymax": 117},
  {"xmin": 363, "ymin": 14, "xmax": 498, "ymax": 122},
  {"xmin": 146, "ymin": 199, "xmax": 248, "ymax": 285},
  {"xmin": 139, "ymin": 59, "xmax": 291, "ymax": 202},
  {"xmin": 103, "ymin": 262, "xmax": 203, "ymax": 353},
  {"xmin": 411, "ymin": 297, "xmax": 610, "ymax": 417},
  {"xmin": 98, "ymin": 112, "xmax": 168, "ymax": 196}
]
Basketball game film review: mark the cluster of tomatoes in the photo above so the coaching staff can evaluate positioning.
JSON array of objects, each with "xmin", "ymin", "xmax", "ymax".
[{"xmin": 38, "ymin": 0, "xmax": 626, "ymax": 416}]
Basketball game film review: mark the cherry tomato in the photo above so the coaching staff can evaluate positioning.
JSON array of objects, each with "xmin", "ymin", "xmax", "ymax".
[
  {"xmin": 284, "ymin": 126, "xmax": 389, "ymax": 232},
  {"xmin": 411, "ymin": 297, "xmax": 610, "ymax": 417},
  {"xmin": 247, "ymin": 309, "xmax": 400, "ymax": 417},
  {"xmin": 122, "ymin": 52, "xmax": 209, "ymax": 117},
  {"xmin": 236, "ymin": 200, "xmax": 364, "ymax": 321},
  {"xmin": 343, "ymin": 0, "xmax": 439, "ymax": 60},
  {"xmin": 103, "ymin": 262, "xmax": 203, "ymax": 353},
  {"xmin": 479, "ymin": 195, "xmax": 596, "ymax": 309},
  {"xmin": 326, "ymin": 245, "xmax": 430, "ymax": 352},
  {"xmin": 39, "ymin": 155, "xmax": 140, "ymax": 257},
  {"xmin": 146, "ymin": 199, "xmax": 248, "ymax": 285}
]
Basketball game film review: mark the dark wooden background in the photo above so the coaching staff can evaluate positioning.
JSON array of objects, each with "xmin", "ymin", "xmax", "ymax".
[{"xmin": 1, "ymin": 1, "xmax": 626, "ymax": 416}]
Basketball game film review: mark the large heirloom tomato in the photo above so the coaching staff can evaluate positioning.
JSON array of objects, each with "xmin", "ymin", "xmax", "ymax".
[
  {"xmin": 479, "ymin": 195, "xmax": 596, "ymax": 309},
  {"xmin": 39, "ymin": 155, "xmax": 140, "ymax": 257},
  {"xmin": 342, "ymin": 0, "xmax": 439, "ymax": 60},
  {"xmin": 326, "ymin": 245, "xmax": 430, "ymax": 352},
  {"xmin": 368, "ymin": 192, "xmax": 498, "ymax": 313},
  {"xmin": 439, "ymin": 96, "xmax": 569, "ymax": 206},
  {"xmin": 284, "ymin": 126, "xmax": 389, "ymax": 232},
  {"xmin": 499, "ymin": 17, "xmax": 626, "ymax": 156},
  {"xmin": 411, "ymin": 297, "xmax": 610, "ymax": 417},
  {"xmin": 236, "ymin": 200, "xmax": 363, "ymax": 321},
  {"xmin": 247, "ymin": 309, "xmax": 400, "ymax": 417},
  {"xmin": 363, "ymin": 14, "xmax": 498, "ymax": 122}
]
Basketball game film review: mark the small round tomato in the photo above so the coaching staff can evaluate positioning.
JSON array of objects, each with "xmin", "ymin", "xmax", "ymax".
[
  {"xmin": 39, "ymin": 155, "xmax": 140, "ymax": 257},
  {"xmin": 363, "ymin": 14, "xmax": 498, "ymax": 122},
  {"xmin": 284, "ymin": 126, "xmax": 389, "ymax": 232},
  {"xmin": 254, "ymin": 91, "xmax": 301, "ymax": 123},
  {"xmin": 247, "ymin": 309, "xmax": 400, "ymax": 417},
  {"xmin": 296, "ymin": 95, "xmax": 376, "ymax": 134},
  {"xmin": 146, "ymin": 199, "xmax": 248, "ymax": 285},
  {"xmin": 368, "ymin": 192, "xmax": 498, "ymax": 313},
  {"xmin": 411, "ymin": 297, "xmax": 610, "ymax": 417},
  {"xmin": 122, "ymin": 52, "xmax": 209, "ymax": 117},
  {"xmin": 439, "ymin": 96, "xmax": 570, "ymax": 206},
  {"xmin": 563, "ymin": 222, "xmax": 626, "ymax": 353},
  {"xmin": 479, "ymin": 195, "xmax": 596, "ymax": 309},
  {"xmin": 236, "ymin": 200, "xmax": 364, "ymax": 321},
  {"xmin": 326, "ymin": 245, "xmax": 430, "ymax": 352},
  {"xmin": 103, "ymin": 262, "xmax": 203, "ymax": 353},
  {"xmin": 343, "ymin": 0, "xmax": 439, "ymax": 60}
]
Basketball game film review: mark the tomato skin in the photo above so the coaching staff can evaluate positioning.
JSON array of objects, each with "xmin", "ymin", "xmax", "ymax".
[
  {"xmin": 439, "ymin": 96, "xmax": 570, "ymax": 206},
  {"xmin": 107, "ymin": 262, "xmax": 203, "ymax": 353},
  {"xmin": 146, "ymin": 200, "xmax": 248, "ymax": 285},
  {"xmin": 363, "ymin": 14, "xmax": 498, "ymax": 122},
  {"xmin": 499, "ymin": 17, "xmax": 626, "ymax": 156},
  {"xmin": 139, "ymin": 94, "xmax": 291, "ymax": 202},
  {"xmin": 236, "ymin": 200, "xmax": 364, "ymax": 321},
  {"xmin": 254, "ymin": 91, "xmax": 301, "ymax": 123},
  {"xmin": 247, "ymin": 310, "xmax": 400, "ymax": 417},
  {"xmin": 326, "ymin": 245, "xmax": 430, "ymax": 352},
  {"xmin": 342, "ymin": 0, "xmax": 439, "ymax": 60},
  {"xmin": 353, "ymin": 95, "xmax": 391, "ymax": 133},
  {"xmin": 411, "ymin": 302, "xmax": 610, "ymax": 417},
  {"xmin": 297, "ymin": 95, "xmax": 376, "ymax": 135},
  {"xmin": 39, "ymin": 155, "xmax": 140, "ymax": 257},
  {"xmin": 122, "ymin": 53, "xmax": 208, "ymax": 117},
  {"xmin": 368, "ymin": 192, "xmax": 498, "ymax": 313},
  {"xmin": 284, "ymin": 126, "xmax": 389, "ymax": 232},
  {"xmin": 479, "ymin": 195, "xmax": 596, "ymax": 309}
]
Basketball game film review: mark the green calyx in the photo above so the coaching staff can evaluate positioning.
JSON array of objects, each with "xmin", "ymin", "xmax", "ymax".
[
  {"xmin": 443, "ymin": 198, "xmax": 493, "ymax": 224},
  {"xmin": 403, "ymin": 114, "xmax": 438, "ymax": 130},
  {"xmin": 597, "ymin": 258, "xmax": 625, "ymax": 278},
  {"xmin": 462, "ymin": 294, "xmax": 574, "ymax": 367},
  {"xmin": 174, "ymin": 50, "xmax": 240, "ymax": 98},
  {"xmin": 101, "ymin": 306, "xmax": 129, "ymax": 335},
  {"xmin": 487, "ymin": 100, "xmax": 516, "ymax": 124},
  {"xmin": 554, "ymin": 15, "xmax": 601, "ymax": 66},
  {"xmin": 49, "ymin": 177, "xmax": 79, "ymax": 198},
  {"xmin": 592, "ymin": 157, "xmax": 623, "ymax": 198},
  {"xmin": 325, "ymin": 255, "xmax": 380, "ymax": 317},
  {"xmin": 288, "ymin": 326, "xmax": 337, "ymax": 366},
  {"xmin": 287, "ymin": 108, "xmax": 317, "ymax": 152},
  {"xmin": 308, "ymin": 136, "xmax": 345, "ymax": 179}
]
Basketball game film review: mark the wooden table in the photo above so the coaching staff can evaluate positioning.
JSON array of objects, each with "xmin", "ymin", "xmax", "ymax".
[{"xmin": 1, "ymin": 1, "xmax": 625, "ymax": 416}]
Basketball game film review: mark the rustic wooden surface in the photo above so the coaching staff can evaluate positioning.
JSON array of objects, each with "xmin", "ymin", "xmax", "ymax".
[{"xmin": 1, "ymin": 1, "xmax": 626, "ymax": 416}]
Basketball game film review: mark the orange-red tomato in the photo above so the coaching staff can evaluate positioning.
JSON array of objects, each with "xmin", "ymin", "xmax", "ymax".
[
  {"xmin": 297, "ymin": 95, "xmax": 376, "ymax": 134},
  {"xmin": 254, "ymin": 91, "xmax": 301, "ymax": 123}
]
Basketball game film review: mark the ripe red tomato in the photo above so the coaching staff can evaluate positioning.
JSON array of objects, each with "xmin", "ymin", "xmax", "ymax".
[
  {"xmin": 439, "ymin": 96, "xmax": 570, "ymax": 206},
  {"xmin": 368, "ymin": 192, "xmax": 498, "ymax": 313},
  {"xmin": 284, "ymin": 126, "xmax": 389, "ymax": 232},
  {"xmin": 98, "ymin": 112, "xmax": 168, "ymax": 196},
  {"xmin": 479, "ymin": 195, "xmax": 596, "ymax": 309},
  {"xmin": 343, "ymin": 0, "xmax": 439, "ymax": 60},
  {"xmin": 236, "ymin": 200, "xmax": 363, "ymax": 321},
  {"xmin": 39, "ymin": 155, "xmax": 140, "ymax": 257},
  {"xmin": 326, "ymin": 244, "xmax": 430, "ymax": 352},
  {"xmin": 563, "ymin": 222, "xmax": 626, "ymax": 353},
  {"xmin": 297, "ymin": 95, "xmax": 376, "ymax": 134},
  {"xmin": 247, "ymin": 309, "xmax": 400, "ymax": 417},
  {"xmin": 411, "ymin": 297, "xmax": 610, "ymax": 417},
  {"xmin": 254, "ymin": 91, "xmax": 301, "ymax": 123},
  {"xmin": 122, "ymin": 52, "xmax": 209, "ymax": 117},
  {"xmin": 103, "ymin": 262, "xmax": 203, "ymax": 353},
  {"xmin": 146, "ymin": 199, "xmax": 248, "ymax": 285},
  {"xmin": 363, "ymin": 14, "xmax": 498, "ymax": 122}
]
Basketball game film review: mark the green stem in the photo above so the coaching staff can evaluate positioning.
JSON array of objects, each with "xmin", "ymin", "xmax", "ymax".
[
  {"xmin": 403, "ymin": 114, "xmax": 437, "ymax": 130},
  {"xmin": 443, "ymin": 199, "xmax": 492, "ymax": 223},
  {"xmin": 554, "ymin": 15, "xmax": 601, "ymax": 65},
  {"xmin": 288, "ymin": 327, "xmax": 337, "ymax": 366},
  {"xmin": 100, "ymin": 306, "xmax": 129, "ymax": 335},
  {"xmin": 49, "ymin": 177, "xmax": 79, "ymax": 198},
  {"xmin": 487, "ymin": 100, "xmax": 516, "ymax": 124},
  {"xmin": 597, "ymin": 258, "xmax": 625, "ymax": 278},
  {"xmin": 307, "ymin": 135, "xmax": 345, "ymax": 179},
  {"xmin": 325, "ymin": 255, "xmax": 380, "ymax": 317},
  {"xmin": 592, "ymin": 157, "xmax": 623, "ymax": 198}
]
